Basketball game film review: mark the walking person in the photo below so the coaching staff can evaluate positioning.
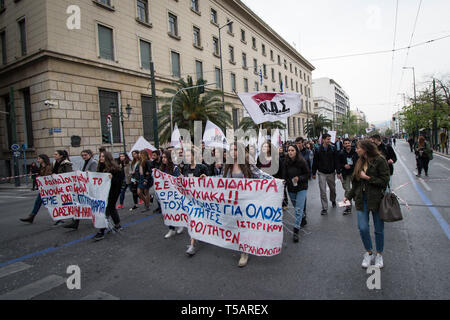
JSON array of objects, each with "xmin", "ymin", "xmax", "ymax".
[
  {"xmin": 160, "ymin": 150, "xmax": 184, "ymax": 238},
  {"xmin": 183, "ymin": 148, "xmax": 210, "ymax": 256},
  {"xmin": 129, "ymin": 150, "xmax": 141, "ymax": 211},
  {"xmin": 20, "ymin": 155, "xmax": 53, "ymax": 223},
  {"xmin": 117, "ymin": 153, "xmax": 133, "ymax": 209},
  {"xmin": 137, "ymin": 150, "xmax": 153, "ymax": 213},
  {"xmin": 64, "ymin": 149, "xmax": 98, "ymax": 230},
  {"xmin": 337, "ymin": 138, "xmax": 358, "ymax": 215},
  {"xmin": 408, "ymin": 136, "xmax": 415, "ymax": 153},
  {"xmin": 93, "ymin": 151, "xmax": 125, "ymax": 241},
  {"xmin": 312, "ymin": 134, "xmax": 339, "ymax": 215},
  {"xmin": 295, "ymin": 137, "xmax": 312, "ymax": 225},
  {"xmin": 282, "ymin": 144, "xmax": 309, "ymax": 243},
  {"xmin": 52, "ymin": 150, "xmax": 73, "ymax": 225},
  {"xmin": 344, "ymin": 140, "xmax": 390, "ymax": 269},
  {"xmin": 30, "ymin": 162, "xmax": 39, "ymax": 191},
  {"xmin": 219, "ymin": 143, "xmax": 274, "ymax": 267},
  {"xmin": 414, "ymin": 136, "xmax": 433, "ymax": 177},
  {"xmin": 370, "ymin": 134, "xmax": 397, "ymax": 187}
]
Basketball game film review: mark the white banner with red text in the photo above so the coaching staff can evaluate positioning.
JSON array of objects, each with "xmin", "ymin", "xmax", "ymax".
[
  {"xmin": 37, "ymin": 171, "xmax": 110, "ymax": 229},
  {"xmin": 153, "ymin": 169, "xmax": 284, "ymax": 256}
]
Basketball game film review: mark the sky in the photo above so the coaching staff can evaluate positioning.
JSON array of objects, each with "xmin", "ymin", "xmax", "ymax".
[{"xmin": 241, "ymin": 0, "xmax": 450, "ymax": 124}]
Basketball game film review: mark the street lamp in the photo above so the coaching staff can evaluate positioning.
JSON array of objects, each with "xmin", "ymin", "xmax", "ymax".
[
  {"xmin": 217, "ymin": 20, "xmax": 233, "ymax": 110},
  {"xmin": 110, "ymin": 102, "xmax": 132, "ymax": 154},
  {"xmin": 403, "ymin": 66, "xmax": 418, "ymax": 137}
]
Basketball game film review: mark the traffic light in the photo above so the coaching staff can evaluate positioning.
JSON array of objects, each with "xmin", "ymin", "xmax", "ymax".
[
  {"xmin": 102, "ymin": 133, "xmax": 110, "ymax": 144},
  {"xmin": 392, "ymin": 117, "xmax": 396, "ymax": 121}
]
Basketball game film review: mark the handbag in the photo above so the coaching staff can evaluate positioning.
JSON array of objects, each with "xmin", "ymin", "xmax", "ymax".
[{"xmin": 379, "ymin": 187, "xmax": 403, "ymax": 222}]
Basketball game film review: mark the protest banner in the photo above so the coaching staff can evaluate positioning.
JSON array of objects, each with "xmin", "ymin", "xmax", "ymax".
[
  {"xmin": 37, "ymin": 171, "xmax": 111, "ymax": 229},
  {"xmin": 328, "ymin": 130, "xmax": 337, "ymax": 143},
  {"xmin": 237, "ymin": 92, "xmax": 303, "ymax": 124},
  {"xmin": 153, "ymin": 169, "xmax": 284, "ymax": 257}
]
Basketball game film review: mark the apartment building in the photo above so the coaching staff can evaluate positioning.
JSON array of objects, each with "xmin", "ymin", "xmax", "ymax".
[
  {"xmin": 312, "ymin": 77, "xmax": 350, "ymax": 124},
  {"xmin": 0, "ymin": 0, "xmax": 314, "ymax": 176}
]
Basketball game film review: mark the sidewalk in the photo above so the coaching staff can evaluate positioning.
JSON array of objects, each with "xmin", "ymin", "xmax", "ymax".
[
  {"xmin": 0, "ymin": 182, "xmax": 33, "ymax": 190},
  {"xmin": 434, "ymin": 150, "xmax": 450, "ymax": 158}
]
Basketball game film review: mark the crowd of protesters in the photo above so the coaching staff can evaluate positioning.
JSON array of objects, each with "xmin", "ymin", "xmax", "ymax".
[{"xmin": 19, "ymin": 132, "xmax": 399, "ymax": 269}]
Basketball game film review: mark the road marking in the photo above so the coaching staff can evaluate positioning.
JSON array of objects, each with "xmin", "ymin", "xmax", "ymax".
[
  {"xmin": 0, "ymin": 275, "xmax": 65, "ymax": 300},
  {"xmin": 418, "ymin": 178, "xmax": 432, "ymax": 191},
  {"xmin": 0, "ymin": 262, "xmax": 32, "ymax": 279},
  {"xmin": 437, "ymin": 163, "xmax": 450, "ymax": 171},
  {"xmin": 397, "ymin": 154, "xmax": 450, "ymax": 241},
  {"xmin": 81, "ymin": 291, "xmax": 120, "ymax": 300},
  {"xmin": 434, "ymin": 153, "xmax": 450, "ymax": 161}
]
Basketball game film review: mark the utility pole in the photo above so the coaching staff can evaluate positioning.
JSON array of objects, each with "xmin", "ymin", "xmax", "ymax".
[
  {"xmin": 433, "ymin": 78, "xmax": 438, "ymax": 149},
  {"xmin": 9, "ymin": 87, "xmax": 20, "ymax": 186},
  {"xmin": 150, "ymin": 61, "xmax": 159, "ymax": 148}
]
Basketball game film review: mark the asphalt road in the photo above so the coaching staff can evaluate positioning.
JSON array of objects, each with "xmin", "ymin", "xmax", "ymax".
[{"xmin": 0, "ymin": 139, "xmax": 449, "ymax": 300}]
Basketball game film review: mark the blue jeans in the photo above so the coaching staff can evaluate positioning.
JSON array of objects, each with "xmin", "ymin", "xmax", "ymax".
[
  {"xmin": 119, "ymin": 182, "xmax": 129, "ymax": 205},
  {"xmin": 357, "ymin": 194, "xmax": 384, "ymax": 253},
  {"xmin": 289, "ymin": 190, "xmax": 307, "ymax": 229},
  {"xmin": 31, "ymin": 194, "xmax": 43, "ymax": 216}
]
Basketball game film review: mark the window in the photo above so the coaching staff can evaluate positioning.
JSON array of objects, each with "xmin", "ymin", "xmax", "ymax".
[
  {"xmin": 99, "ymin": 90, "xmax": 121, "ymax": 143},
  {"xmin": 0, "ymin": 31, "xmax": 6, "ymax": 65},
  {"xmin": 3, "ymin": 94, "xmax": 12, "ymax": 148},
  {"xmin": 242, "ymin": 52, "xmax": 247, "ymax": 68},
  {"xmin": 284, "ymin": 59, "xmax": 287, "ymax": 70},
  {"xmin": 263, "ymin": 64, "xmax": 267, "ymax": 78},
  {"xmin": 227, "ymin": 18, "xmax": 233, "ymax": 34},
  {"xmin": 291, "ymin": 78, "xmax": 293, "ymax": 90},
  {"xmin": 271, "ymin": 68, "xmax": 275, "ymax": 82},
  {"xmin": 98, "ymin": 24, "xmax": 114, "ymax": 61},
  {"xmin": 137, "ymin": 0, "xmax": 149, "ymax": 23},
  {"xmin": 295, "ymin": 67, "xmax": 297, "ymax": 76},
  {"xmin": 231, "ymin": 73, "xmax": 236, "ymax": 92},
  {"xmin": 229, "ymin": 46, "xmax": 235, "ymax": 63},
  {"xmin": 195, "ymin": 60, "xmax": 203, "ymax": 80},
  {"xmin": 210, "ymin": 8, "xmax": 217, "ymax": 24},
  {"xmin": 241, "ymin": 29, "xmax": 246, "ymax": 42},
  {"xmin": 18, "ymin": 18, "xmax": 26, "ymax": 56},
  {"xmin": 0, "ymin": 0, "xmax": 4, "ymax": 10},
  {"xmin": 264, "ymin": 85, "xmax": 268, "ymax": 91},
  {"xmin": 253, "ymin": 58, "xmax": 257, "ymax": 74},
  {"xmin": 285, "ymin": 75, "xmax": 288, "ymax": 88},
  {"xmin": 251, "ymin": 37, "xmax": 256, "ymax": 49},
  {"xmin": 171, "ymin": 51, "xmax": 180, "ymax": 77},
  {"xmin": 308, "ymin": 75, "xmax": 310, "ymax": 83},
  {"xmin": 141, "ymin": 95, "xmax": 155, "ymax": 141},
  {"xmin": 270, "ymin": 50, "xmax": 274, "ymax": 61},
  {"xmin": 22, "ymin": 88, "xmax": 33, "ymax": 148},
  {"xmin": 99, "ymin": 0, "xmax": 111, "ymax": 5},
  {"xmin": 290, "ymin": 63, "xmax": 292, "ymax": 73},
  {"xmin": 296, "ymin": 81, "xmax": 298, "ymax": 92},
  {"xmin": 212, "ymin": 37, "xmax": 219, "ymax": 56},
  {"xmin": 254, "ymin": 81, "xmax": 259, "ymax": 92},
  {"xmin": 261, "ymin": 44, "xmax": 266, "ymax": 56},
  {"xmin": 233, "ymin": 108, "xmax": 238, "ymax": 130},
  {"xmin": 300, "ymin": 83, "xmax": 303, "ymax": 94},
  {"xmin": 139, "ymin": 39, "xmax": 151, "ymax": 70},
  {"xmin": 168, "ymin": 13, "xmax": 178, "ymax": 37},
  {"xmin": 243, "ymin": 78, "xmax": 248, "ymax": 92},
  {"xmin": 215, "ymin": 67, "xmax": 221, "ymax": 89},
  {"xmin": 193, "ymin": 26, "xmax": 201, "ymax": 47},
  {"xmin": 299, "ymin": 69, "xmax": 302, "ymax": 78},
  {"xmin": 191, "ymin": 0, "xmax": 199, "ymax": 12},
  {"xmin": 278, "ymin": 72, "xmax": 282, "ymax": 84},
  {"xmin": 277, "ymin": 55, "xmax": 281, "ymax": 65}
]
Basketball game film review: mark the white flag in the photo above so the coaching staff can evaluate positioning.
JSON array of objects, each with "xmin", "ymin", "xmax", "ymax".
[
  {"xmin": 238, "ymin": 92, "xmax": 302, "ymax": 125},
  {"xmin": 171, "ymin": 123, "xmax": 183, "ymax": 148},
  {"xmin": 271, "ymin": 129, "xmax": 282, "ymax": 148},
  {"xmin": 203, "ymin": 120, "xmax": 230, "ymax": 150},
  {"xmin": 128, "ymin": 136, "xmax": 157, "ymax": 159},
  {"xmin": 257, "ymin": 127, "xmax": 266, "ymax": 157}
]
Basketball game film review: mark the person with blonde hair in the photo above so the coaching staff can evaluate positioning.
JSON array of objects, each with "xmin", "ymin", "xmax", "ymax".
[{"xmin": 344, "ymin": 139, "xmax": 390, "ymax": 269}]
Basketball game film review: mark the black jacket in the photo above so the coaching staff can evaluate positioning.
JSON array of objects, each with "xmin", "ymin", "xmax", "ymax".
[
  {"xmin": 141, "ymin": 160, "xmax": 154, "ymax": 186},
  {"xmin": 377, "ymin": 143, "xmax": 397, "ymax": 175},
  {"xmin": 337, "ymin": 148, "xmax": 359, "ymax": 178},
  {"xmin": 274, "ymin": 153, "xmax": 286, "ymax": 179},
  {"xmin": 282, "ymin": 157, "xmax": 309, "ymax": 193},
  {"xmin": 182, "ymin": 164, "xmax": 209, "ymax": 177},
  {"xmin": 312, "ymin": 144, "xmax": 339, "ymax": 175}
]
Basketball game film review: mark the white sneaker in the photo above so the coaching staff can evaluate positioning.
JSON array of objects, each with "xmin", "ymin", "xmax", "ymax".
[
  {"xmin": 361, "ymin": 252, "xmax": 375, "ymax": 268},
  {"xmin": 375, "ymin": 254, "xmax": 384, "ymax": 268},
  {"xmin": 176, "ymin": 227, "xmax": 184, "ymax": 234},
  {"xmin": 186, "ymin": 244, "xmax": 196, "ymax": 256},
  {"xmin": 164, "ymin": 230, "xmax": 176, "ymax": 239}
]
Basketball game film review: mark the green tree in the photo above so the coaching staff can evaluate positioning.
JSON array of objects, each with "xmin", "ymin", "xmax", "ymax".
[
  {"xmin": 304, "ymin": 114, "xmax": 332, "ymax": 138},
  {"xmin": 238, "ymin": 117, "xmax": 286, "ymax": 135},
  {"xmin": 335, "ymin": 111, "xmax": 358, "ymax": 136},
  {"xmin": 157, "ymin": 76, "xmax": 233, "ymax": 144}
]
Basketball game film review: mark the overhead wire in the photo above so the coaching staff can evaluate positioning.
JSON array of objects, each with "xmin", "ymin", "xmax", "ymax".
[{"xmin": 388, "ymin": 0, "xmax": 399, "ymax": 116}]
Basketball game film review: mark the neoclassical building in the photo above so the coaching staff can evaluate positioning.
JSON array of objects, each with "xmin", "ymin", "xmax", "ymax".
[{"xmin": 0, "ymin": 0, "xmax": 314, "ymax": 177}]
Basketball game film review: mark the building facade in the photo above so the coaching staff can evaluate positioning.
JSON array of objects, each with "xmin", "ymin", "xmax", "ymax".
[
  {"xmin": 0, "ymin": 0, "xmax": 314, "ymax": 178},
  {"xmin": 312, "ymin": 77, "xmax": 350, "ymax": 125}
]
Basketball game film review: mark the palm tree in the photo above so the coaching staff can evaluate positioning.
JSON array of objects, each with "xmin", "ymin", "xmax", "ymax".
[
  {"xmin": 158, "ymin": 76, "xmax": 233, "ymax": 144},
  {"xmin": 238, "ymin": 117, "xmax": 286, "ymax": 135},
  {"xmin": 304, "ymin": 114, "xmax": 332, "ymax": 138}
]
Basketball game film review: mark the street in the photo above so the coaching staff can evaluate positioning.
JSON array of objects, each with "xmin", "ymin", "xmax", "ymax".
[{"xmin": 0, "ymin": 140, "xmax": 449, "ymax": 300}]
